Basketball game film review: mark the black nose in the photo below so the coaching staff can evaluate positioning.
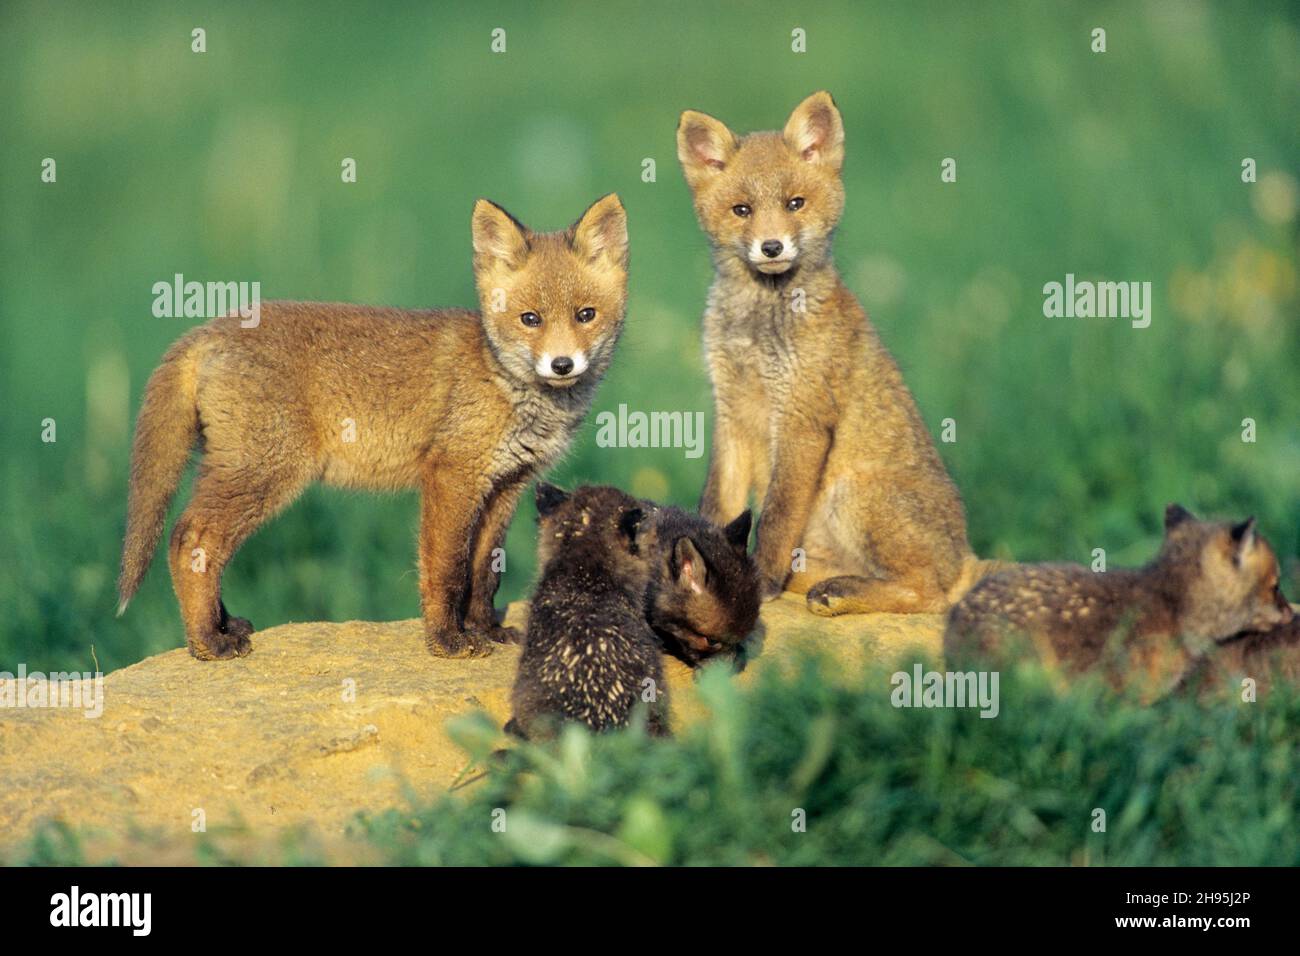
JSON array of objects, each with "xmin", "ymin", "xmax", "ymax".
[
  {"xmin": 761, "ymin": 239, "xmax": 784, "ymax": 258},
  {"xmin": 551, "ymin": 356, "xmax": 574, "ymax": 376}
]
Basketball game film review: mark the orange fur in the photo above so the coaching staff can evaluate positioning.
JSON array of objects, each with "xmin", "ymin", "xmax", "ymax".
[{"xmin": 118, "ymin": 195, "xmax": 629, "ymax": 660}]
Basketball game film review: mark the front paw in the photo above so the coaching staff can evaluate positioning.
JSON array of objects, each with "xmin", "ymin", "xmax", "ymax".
[
  {"xmin": 189, "ymin": 621, "xmax": 254, "ymax": 661},
  {"xmin": 759, "ymin": 577, "xmax": 785, "ymax": 602},
  {"xmin": 464, "ymin": 611, "xmax": 522, "ymax": 646},
  {"xmin": 485, "ymin": 623, "xmax": 523, "ymax": 645},
  {"xmin": 426, "ymin": 627, "xmax": 495, "ymax": 659}
]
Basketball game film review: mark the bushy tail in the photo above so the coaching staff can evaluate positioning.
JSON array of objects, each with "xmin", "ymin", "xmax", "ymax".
[
  {"xmin": 946, "ymin": 554, "xmax": 1016, "ymax": 607},
  {"xmin": 116, "ymin": 341, "xmax": 199, "ymax": 614}
]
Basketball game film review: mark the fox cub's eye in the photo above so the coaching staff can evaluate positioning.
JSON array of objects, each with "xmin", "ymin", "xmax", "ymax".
[
  {"xmin": 732, "ymin": 204, "xmax": 751, "ymax": 218},
  {"xmin": 520, "ymin": 312, "xmax": 542, "ymax": 328},
  {"xmin": 786, "ymin": 197, "xmax": 805, "ymax": 211},
  {"xmin": 576, "ymin": 307, "xmax": 596, "ymax": 323}
]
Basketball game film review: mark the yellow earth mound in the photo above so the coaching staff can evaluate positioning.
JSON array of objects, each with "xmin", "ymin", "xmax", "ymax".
[{"xmin": 0, "ymin": 596, "xmax": 942, "ymax": 862}]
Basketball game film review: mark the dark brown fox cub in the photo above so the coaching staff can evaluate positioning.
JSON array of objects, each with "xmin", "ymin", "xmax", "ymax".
[
  {"xmin": 116, "ymin": 195, "xmax": 628, "ymax": 662},
  {"xmin": 508, "ymin": 484, "xmax": 669, "ymax": 739},
  {"xmin": 677, "ymin": 91, "xmax": 979, "ymax": 617},
  {"xmin": 643, "ymin": 505, "xmax": 760, "ymax": 666},
  {"xmin": 945, "ymin": 504, "xmax": 1293, "ymax": 694}
]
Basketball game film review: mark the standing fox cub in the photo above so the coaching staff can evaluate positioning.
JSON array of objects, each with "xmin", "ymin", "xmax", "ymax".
[
  {"xmin": 677, "ymin": 91, "xmax": 976, "ymax": 616},
  {"xmin": 117, "ymin": 195, "xmax": 629, "ymax": 661},
  {"xmin": 945, "ymin": 505, "xmax": 1293, "ymax": 695}
]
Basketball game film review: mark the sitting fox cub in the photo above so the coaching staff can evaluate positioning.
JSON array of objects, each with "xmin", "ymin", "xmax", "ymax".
[
  {"xmin": 509, "ymin": 484, "xmax": 670, "ymax": 738},
  {"xmin": 945, "ymin": 504, "xmax": 1293, "ymax": 695},
  {"xmin": 677, "ymin": 91, "xmax": 979, "ymax": 617},
  {"xmin": 117, "ymin": 195, "xmax": 629, "ymax": 661}
]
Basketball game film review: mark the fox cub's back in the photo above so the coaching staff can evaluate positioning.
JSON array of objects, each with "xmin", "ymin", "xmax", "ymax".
[{"xmin": 509, "ymin": 484, "xmax": 668, "ymax": 738}]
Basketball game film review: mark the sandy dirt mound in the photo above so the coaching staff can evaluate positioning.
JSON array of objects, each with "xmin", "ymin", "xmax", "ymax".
[{"xmin": 0, "ymin": 596, "xmax": 941, "ymax": 861}]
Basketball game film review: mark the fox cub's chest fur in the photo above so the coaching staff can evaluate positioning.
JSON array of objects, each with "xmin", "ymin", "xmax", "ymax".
[
  {"xmin": 703, "ymin": 274, "xmax": 842, "ymax": 391},
  {"xmin": 492, "ymin": 384, "xmax": 591, "ymax": 477},
  {"xmin": 701, "ymin": 272, "xmax": 849, "ymax": 472}
]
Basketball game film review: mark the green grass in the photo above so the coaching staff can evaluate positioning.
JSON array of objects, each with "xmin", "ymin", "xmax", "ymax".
[
  {"xmin": 1, "ymin": 0, "xmax": 1297, "ymax": 674},
  {"xmin": 359, "ymin": 656, "xmax": 1300, "ymax": 866},
  {"xmin": 16, "ymin": 651, "xmax": 1300, "ymax": 866}
]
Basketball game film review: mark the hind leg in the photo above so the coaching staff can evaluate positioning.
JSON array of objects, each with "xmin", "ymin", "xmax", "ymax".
[
  {"xmin": 780, "ymin": 550, "xmax": 857, "ymax": 597},
  {"xmin": 807, "ymin": 571, "xmax": 948, "ymax": 616},
  {"xmin": 169, "ymin": 464, "xmax": 306, "ymax": 660},
  {"xmin": 801, "ymin": 467, "xmax": 966, "ymax": 616},
  {"xmin": 804, "ymin": 518, "xmax": 953, "ymax": 616}
]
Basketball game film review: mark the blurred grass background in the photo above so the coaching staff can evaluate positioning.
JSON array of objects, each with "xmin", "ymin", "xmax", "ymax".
[{"xmin": 1, "ymin": 0, "xmax": 1297, "ymax": 672}]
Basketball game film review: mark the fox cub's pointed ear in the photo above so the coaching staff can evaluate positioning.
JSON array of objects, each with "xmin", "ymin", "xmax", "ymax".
[
  {"xmin": 1228, "ymin": 516, "xmax": 1258, "ymax": 565},
  {"xmin": 672, "ymin": 537, "xmax": 706, "ymax": 593},
  {"xmin": 677, "ymin": 109, "xmax": 738, "ymax": 187},
  {"xmin": 535, "ymin": 482, "xmax": 570, "ymax": 517},
  {"xmin": 618, "ymin": 506, "xmax": 646, "ymax": 549},
  {"xmin": 1163, "ymin": 503, "xmax": 1195, "ymax": 531},
  {"xmin": 724, "ymin": 509, "xmax": 753, "ymax": 553},
  {"xmin": 571, "ymin": 193, "xmax": 628, "ymax": 270},
  {"xmin": 783, "ymin": 91, "xmax": 844, "ymax": 171},
  {"xmin": 472, "ymin": 199, "xmax": 530, "ymax": 271}
]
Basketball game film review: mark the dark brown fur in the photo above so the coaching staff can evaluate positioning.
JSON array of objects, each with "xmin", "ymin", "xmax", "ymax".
[
  {"xmin": 945, "ymin": 504, "xmax": 1294, "ymax": 698},
  {"xmin": 642, "ymin": 505, "xmax": 760, "ymax": 666},
  {"xmin": 1184, "ymin": 615, "xmax": 1300, "ymax": 698},
  {"xmin": 507, "ymin": 484, "xmax": 668, "ymax": 738}
]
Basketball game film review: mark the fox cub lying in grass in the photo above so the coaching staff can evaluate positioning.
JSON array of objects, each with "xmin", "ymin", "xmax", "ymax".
[
  {"xmin": 945, "ymin": 504, "xmax": 1293, "ymax": 698},
  {"xmin": 1188, "ymin": 615, "xmax": 1300, "ymax": 697}
]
